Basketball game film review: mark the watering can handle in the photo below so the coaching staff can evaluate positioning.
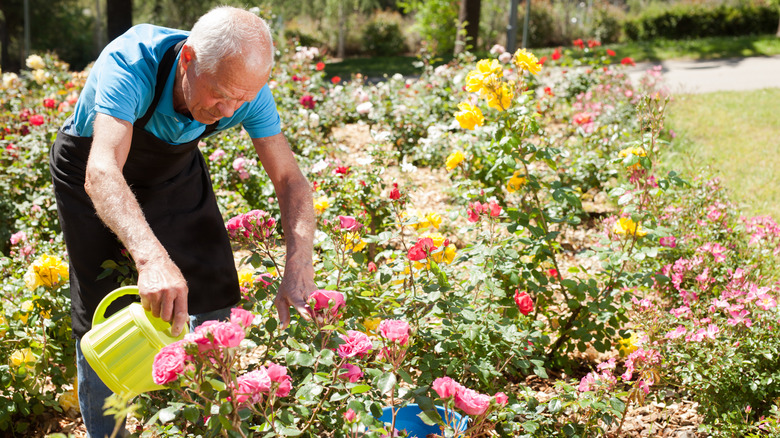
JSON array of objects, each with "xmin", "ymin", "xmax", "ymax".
[{"xmin": 92, "ymin": 285, "xmax": 140, "ymax": 327}]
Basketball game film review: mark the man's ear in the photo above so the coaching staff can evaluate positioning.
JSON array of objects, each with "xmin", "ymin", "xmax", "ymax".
[{"xmin": 181, "ymin": 44, "xmax": 195, "ymax": 70}]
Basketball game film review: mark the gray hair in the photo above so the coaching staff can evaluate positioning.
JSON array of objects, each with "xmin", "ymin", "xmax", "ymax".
[{"xmin": 188, "ymin": 6, "xmax": 274, "ymax": 75}]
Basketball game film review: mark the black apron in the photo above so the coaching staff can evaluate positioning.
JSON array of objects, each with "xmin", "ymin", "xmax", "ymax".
[{"xmin": 50, "ymin": 39, "xmax": 240, "ymax": 338}]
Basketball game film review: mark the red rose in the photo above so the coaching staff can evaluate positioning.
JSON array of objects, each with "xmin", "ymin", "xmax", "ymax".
[
  {"xmin": 573, "ymin": 39, "xmax": 585, "ymax": 49},
  {"xmin": 315, "ymin": 61, "xmax": 325, "ymax": 71},
  {"xmin": 514, "ymin": 289, "xmax": 534, "ymax": 315},
  {"xmin": 389, "ymin": 184, "xmax": 401, "ymax": 200},
  {"xmin": 621, "ymin": 57, "xmax": 636, "ymax": 66},
  {"xmin": 408, "ymin": 238, "xmax": 434, "ymax": 261},
  {"xmin": 43, "ymin": 98, "xmax": 56, "ymax": 108},
  {"xmin": 29, "ymin": 114, "xmax": 44, "ymax": 126},
  {"xmin": 606, "ymin": 49, "xmax": 616, "ymax": 57},
  {"xmin": 331, "ymin": 76, "xmax": 341, "ymax": 84},
  {"xmin": 552, "ymin": 48, "xmax": 561, "ymax": 61},
  {"xmin": 299, "ymin": 95, "xmax": 315, "ymax": 109}
]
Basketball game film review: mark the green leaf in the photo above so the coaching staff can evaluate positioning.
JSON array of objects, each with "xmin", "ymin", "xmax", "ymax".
[
  {"xmin": 397, "ymin": 368, "xmax": 413, "ymax": 384},
  {"xmin": 183, "ymin": 406, "xmax": 200, "ymax": 423},
  {"xmin": 350, "ymin": 384, "xmax": 372, "ymax": 394},
  {"xmin": 375, "ymin": 373, "xmax": 397, "ymax": 395},
  {"xmin": 279, "ymin": 426, "xmax": 303, "ymax": 436}
]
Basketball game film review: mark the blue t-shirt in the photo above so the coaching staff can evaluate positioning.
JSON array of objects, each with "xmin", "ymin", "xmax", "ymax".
[{"xmin": 65, "ymin": 24, "xmax": 281, "ymax": 144}]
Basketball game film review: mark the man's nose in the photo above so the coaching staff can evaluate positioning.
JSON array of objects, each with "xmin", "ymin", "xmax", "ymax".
[{"xmin": 215, "ymin": 101, "xmax": 236, "ymax": 118}]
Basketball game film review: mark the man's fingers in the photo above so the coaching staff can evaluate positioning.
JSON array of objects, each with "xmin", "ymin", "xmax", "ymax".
[
  {"xmin": 275, "ymin": 299, "xmax": 291, "ymax": 330},
  {"xmin": 171, "ymin": 311, "xmax": 188, "ymax": 337},
  {"xmin": 160, "ymin": 295, "xmax": 175, "ymax": 322}
]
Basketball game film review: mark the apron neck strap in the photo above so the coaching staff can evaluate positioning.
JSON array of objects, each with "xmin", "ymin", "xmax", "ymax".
[{"xmin": 135, "ymin": 38, "xmax": 219, "ymax": 138}]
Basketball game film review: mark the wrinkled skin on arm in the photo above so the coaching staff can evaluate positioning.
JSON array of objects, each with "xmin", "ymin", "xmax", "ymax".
[
  {"xmin": 85, "ymin": 113, "xmax": 189, "ymax": 336},
  {"xmin": 252, "ymin": 133, "xmax": 317, "ymax": 329}
]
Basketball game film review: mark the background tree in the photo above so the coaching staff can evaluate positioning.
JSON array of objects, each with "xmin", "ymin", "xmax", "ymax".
[
  {"xmin": 107, "ymin": 0, "xmax": 133, "ymax": 42},
  {"xmin": 454, "ymin": 0, "xmax": 481, "ymax": 54}
]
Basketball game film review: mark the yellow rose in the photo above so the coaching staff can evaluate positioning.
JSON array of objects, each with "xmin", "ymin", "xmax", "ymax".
[
  {"xmin": 25, "ymin": 254, "xmax": 69, "ymax": 290},
  {"xmin": 475, "ymin": 59, "xmax": 503, "ymax": 78},
  {"xmin": 11, "ymin": 348, "xmax": 36, "ymax": 371},
  {"xmin": 618, "ymin": 146, "xmax": 647, "ymax": 171},
  {"xmin": 0, "ymin": 314, "xmax": 7, "ymax": 338},
  {"xmin": 513, "ymin": 49, "xmax": 542, "ymax": 75},
  {"xmin": 26, "ymin": 54, "xmax": 46, "ymax": 70},
  {"xmin": 313, "ymin": 195, "xmax": 329, "ymax": 214},
  {"xmin": 33, "ymin": 69, "xmax": 47, "ymax": 84},
  {"xmin": 2, "ymin": 72, "xmax": 18, "ymax": 89},
  {"xmin": 344, "ymin": 231, "xmax": 367, "ymax": 252},
  {"xmin": 431, "ymin": 244, "xmax": 457, "ymax": 265},
  {"xmin": 58, "ymin": 390, "xmax": 80, "ymax": 412},
  {"xmin": 422, "ymin": 212, "xmax": 442, "ymax": 230},
  {"xmin": 486, "ymin": 83, "xmax": 514, "ymax": 111},
  {"xmin": 507, "ymin": 171, "xmax": 526, "ymax": 193},
  {"xmin": 613, "ymin": 217, "xmax": 647, "ymax": 237},
  {"xmin": 363, "ymin": 317, "xmax": 382, "ymax": 333},
  {"xmin": 421, "ymin": 232, "xmax": 447, "ymax": 248},
  {"xmin": 618, "ymin": 332, "xmax": 640, "ymax": 357},
  {"xmin": 464, "ymin": 70, "xmax": 484, "ymax": 94},
  {"xmin": 454, "ymin": 102, "xmax": 485, "ymax": 131},
  {"xmin": 445, "ymin": 150, "xmax": 465, "ymax": 171},
  {"xmin": 237, "ymin": 267, "xmax": 255, "ymax": 288}
]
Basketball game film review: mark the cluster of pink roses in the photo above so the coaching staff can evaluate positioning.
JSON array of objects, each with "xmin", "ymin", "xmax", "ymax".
[
  {"xmin": 226, "ymin": 210, "xmax": 277, "ymax": 243},
  {"xmin": 233, "ymin": 362, "xmax": 292, "ymax": 406},
  {"xmin": 432, "ymin": 376, "xmax": 508, "ymax": 416},
  {"xmin": 336, "ymin": 319, "xmax": 412, "ymax": 383},
  {"xmin": 466, "ymin": 200, "xmax": 501, "ymax": 223},
  {"xmin": 153, "ymin": 308, "xmax": 254, "ymax": 384},
  {"xmin": 308, "ymin": 289, "xmax": 346, "ymax": 327}
]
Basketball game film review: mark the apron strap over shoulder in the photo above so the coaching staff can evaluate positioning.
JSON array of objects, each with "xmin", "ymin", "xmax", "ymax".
[{"xmin": 135, "ymin": 38, "xmax": 218, "ymax": 138}]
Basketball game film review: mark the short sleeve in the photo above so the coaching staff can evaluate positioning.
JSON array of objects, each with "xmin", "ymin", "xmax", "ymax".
[{"xmin": 240, "ymin": 85, "xmax": 282, "ymax": 139}]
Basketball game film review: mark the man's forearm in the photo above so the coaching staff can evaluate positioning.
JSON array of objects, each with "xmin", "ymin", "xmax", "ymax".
[{"xmin": 275, "ymin": 174, "xmax": 316, "ymax": 273}]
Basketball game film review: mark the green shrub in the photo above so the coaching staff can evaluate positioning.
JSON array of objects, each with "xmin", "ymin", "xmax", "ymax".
[
  {"xmin": 362, "ymin": 14, "xmax": 409, "ymax": 56},
  {"xmin": 623, "ymin": 3, "xmax": 779, "ymax": 41}
]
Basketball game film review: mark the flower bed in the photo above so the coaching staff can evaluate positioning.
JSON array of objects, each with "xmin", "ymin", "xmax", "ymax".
[{"xmin": 2, "ymin": 41, "xmax": 780, "ymax": 437}]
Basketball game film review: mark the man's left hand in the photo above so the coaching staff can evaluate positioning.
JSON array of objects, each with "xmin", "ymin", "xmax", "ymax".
[{"xmin": 274, "ymin": 270, "xmax": 315, "ymax": 330}]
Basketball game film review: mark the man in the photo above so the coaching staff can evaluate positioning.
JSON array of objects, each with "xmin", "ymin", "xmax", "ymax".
[{"xmin": 49, "ymin": 7, "xmax": 316, "ymax": 437}]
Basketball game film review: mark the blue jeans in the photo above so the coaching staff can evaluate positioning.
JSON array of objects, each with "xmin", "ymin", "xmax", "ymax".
[{"xmin": 76, "ymin": 306, "xmax": 234, "ymax": 438}]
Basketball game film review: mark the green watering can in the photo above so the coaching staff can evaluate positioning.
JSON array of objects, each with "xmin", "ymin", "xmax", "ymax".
[{"xmin": 81, "ymin": 285, "xmax": 188, "ymax": 397}]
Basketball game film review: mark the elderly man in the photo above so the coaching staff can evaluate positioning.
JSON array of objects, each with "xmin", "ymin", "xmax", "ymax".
[{"xmin": 49, "ymin": 6, "xmax": 315, "ymax": 437}]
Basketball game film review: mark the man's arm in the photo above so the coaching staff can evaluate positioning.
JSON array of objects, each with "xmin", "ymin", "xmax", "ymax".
[
  {"xmin": 252, "ymin": 133, "xmax": 316, "ymax": 329},
  {"xmin": 85, "ymin": 113, "xmax": 189, "ymax": 336}
]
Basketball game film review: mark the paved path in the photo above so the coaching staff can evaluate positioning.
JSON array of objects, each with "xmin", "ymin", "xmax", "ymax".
[{"xmin": 628, "ymin": 55, "xmax": 780, "ymax": 94}]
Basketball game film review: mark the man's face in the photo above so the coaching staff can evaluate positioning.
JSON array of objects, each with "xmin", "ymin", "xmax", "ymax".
[{"xmin": 181, "ymin": 50, "xmax": 268, "ymax": 124}]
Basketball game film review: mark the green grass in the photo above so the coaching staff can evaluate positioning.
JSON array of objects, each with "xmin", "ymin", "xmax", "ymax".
[
  {"xmin": 610, "ymin": 34, "xmax": 780, "ymax": 62},
  {"xmin": 324, "ymin": 34, "xmax": 780, "ymax": 79},
  {"xmin": 665, "ymin": 88, "xmax": 780, "ymax": 219}
]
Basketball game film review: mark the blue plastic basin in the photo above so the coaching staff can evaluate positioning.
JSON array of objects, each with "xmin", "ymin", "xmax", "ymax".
[{"xmin": 377, "ymin": 404, "xmax": 468, "ymax": 437}]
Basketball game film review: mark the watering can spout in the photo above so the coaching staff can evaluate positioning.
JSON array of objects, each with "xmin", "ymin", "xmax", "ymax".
[{"xmin": 80, "ymin": 286, "xmax": 188, "ymax": 397}]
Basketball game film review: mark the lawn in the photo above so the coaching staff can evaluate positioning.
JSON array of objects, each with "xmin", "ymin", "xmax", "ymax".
[{"xmin": 665, "ymin": 88, "xmax": 780, "ymax": 219}]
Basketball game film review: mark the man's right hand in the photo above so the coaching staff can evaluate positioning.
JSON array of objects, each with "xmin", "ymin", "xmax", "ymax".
[{"xmin": 138, "ymin": 257, "xmax": 189, "ymax": 337}]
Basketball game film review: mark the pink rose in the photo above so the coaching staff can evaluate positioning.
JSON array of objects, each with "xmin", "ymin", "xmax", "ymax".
[
  {"xmin": 209, "ymin": 149, "xmax": 225, "ymax": 161},
  {"xmin": 235, "ymin": 368, "xmax": 271, "ymax": 405},
  {"xmin": 432, "ymin": 376, "xmax": 461, "ymax": 399},
  {"xmin": 454, "ymin": 387, "xmax": 491, "ymax": 416},
  {"xmin": 339, "ymin": 363, "xmax": 364, "ymax": 382},
  {"xmin": 152, "ymin": 341, "xmax": 187, "ymax": 385},
  {"xmin": 344, "ymin": 408, "xmax": 357, "ymax": 422},
  {"xmin": 194, "ymin": 321, "xmax": 245, "ymax": 348},
  {"xmin": 10, "ymin": 231, "xmax": 26, "ymax": 245},
  {"xmin": 309, "ymin": 289, "xmax": 346, "ymax": 315},
  {"xmin": 338, "ymin": 215, "xmax": 362, "ymax": 231},
  {"xmin": 494, "ymin": 392, "xmax": 508, "ymax": 405},
  {"xmin": 225, "ymin": 216, "xmax": 244, "ymax": 238},
  {"xmin": 660, "ymin": 236, "xmax": 677, "ymax": 248},
  {"xmin": 378, "ymin": 319, "xmax": 410, "ymax": 345},
  {"xmin": 488, "ymin": 201, "xmax": 502, "ymax": 217},
  {"xmin": 266, "ymin": 363, "xmax": 292, "ymax": 397},
  {"xmin": 336, "ymin": 330, "xmax": 373, "ymax": 358},
  {"xmin": 230, "ymin": 308, "xmax": 255, "ymax": 329}
]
